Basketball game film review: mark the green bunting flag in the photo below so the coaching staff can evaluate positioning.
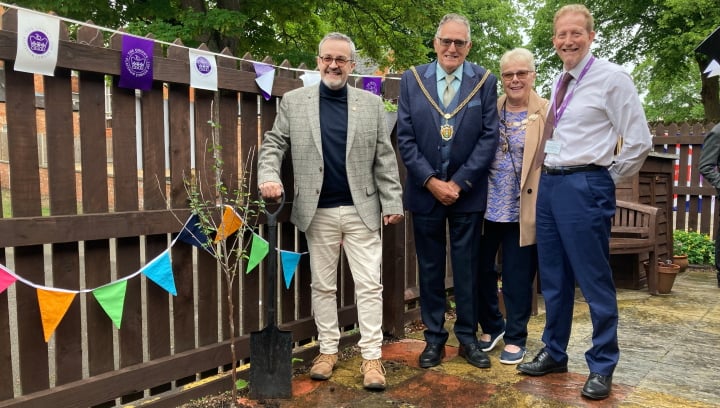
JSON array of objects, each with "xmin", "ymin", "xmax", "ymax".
[
  {"xmin": 92, "ymin": 280, "xmax": 128, "ymax": 329},
  {"xmin": 246, "ymin": 233, "xmax": 269, "ymax": 274}
]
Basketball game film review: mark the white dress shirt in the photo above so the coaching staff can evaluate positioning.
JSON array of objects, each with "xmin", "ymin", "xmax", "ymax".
[{"xmin": 545, "ymin": 53, "xmax": 651, "ymax": 182}]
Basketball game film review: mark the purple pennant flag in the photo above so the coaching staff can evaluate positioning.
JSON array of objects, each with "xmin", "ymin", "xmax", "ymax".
[
  {"xmin": 253, "ymin": 62, "xmax": 276, "ymax": 100},
  {"xmin": 363, "ymin": 77, "xmax": 382, "ymax": 96},
  {"xmin": 119, "ymin": 35, "xmax": 154, "ymax": 91}
]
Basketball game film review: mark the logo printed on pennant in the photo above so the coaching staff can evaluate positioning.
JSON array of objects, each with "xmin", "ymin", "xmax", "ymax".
[
  {"xmin": 27, "ymin": 31, "xmax": 50, "ymax": 55},
  {"xmin": 196, "ymin": 56, "xmax": 213, "ymax": 75},
  {"xmin": 125, "ymin": 48, "xmax": 151, "ymax": 78}
]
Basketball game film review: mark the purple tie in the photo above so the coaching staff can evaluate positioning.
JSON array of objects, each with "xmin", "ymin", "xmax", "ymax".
[{"xmin": 534, "ymin": 72, "xmax": 573, "ymax": 169}]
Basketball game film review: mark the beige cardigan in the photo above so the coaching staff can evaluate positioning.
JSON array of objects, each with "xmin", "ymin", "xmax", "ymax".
[{"xmin": 496, "ymin": 91, "xmax": 548, "ymax": 246}]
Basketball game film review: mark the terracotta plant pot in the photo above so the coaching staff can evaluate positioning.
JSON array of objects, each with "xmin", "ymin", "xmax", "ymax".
[
  {"xmin": 643, "ymin": 261, "xmax": 680, "ymax": 294},
  {"xmin": 672, "ymin": 254, "xmax": 689, "ymax": 272},
  {"xmin": 657, "ymin": 263, "xmax": 680, "ymax": 294}
]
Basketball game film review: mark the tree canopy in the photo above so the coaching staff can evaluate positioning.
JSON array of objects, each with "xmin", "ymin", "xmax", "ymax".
[{"xmin": 526, "ymin": 0, "xmax": 720, "ymax": 122}]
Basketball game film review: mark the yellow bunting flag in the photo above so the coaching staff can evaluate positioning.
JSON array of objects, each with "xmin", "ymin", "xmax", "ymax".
[
  {"xmin": 214, "ymin": 206, "xmax": 243, "ymax": 242},
  {"xmin": 36, "ymin": 288, "xmax": 76, "ymax": 342}
]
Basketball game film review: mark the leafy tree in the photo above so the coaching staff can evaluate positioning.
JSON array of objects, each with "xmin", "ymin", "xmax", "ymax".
[{"xmin": 524, "ymin": 0, "xmax": 720, "ymax": 122}]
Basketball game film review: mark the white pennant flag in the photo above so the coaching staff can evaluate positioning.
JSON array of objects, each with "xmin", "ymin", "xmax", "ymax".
[
  {"xmin": 704, "ymin": 59, "xmax": 720, "ymax": 78},
  {"xmin": 15, "ymin": 9, "xmax": 60, "ymax": 76},
  {"xmin": 300, "ymin": 71, "xmax": 321, "ymax": 87},
  {"xmin": 188, "ymin": 49, "xmax": 218, "ymax": 91}
]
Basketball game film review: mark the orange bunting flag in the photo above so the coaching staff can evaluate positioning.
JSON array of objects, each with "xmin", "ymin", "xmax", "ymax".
[
  {"xmin": 214, "ymin": 206, "xmax": 243, "ymax": 242},
  {"xmin": 36, "ymin": 288, "xmax": 76, "ymax": 342}
]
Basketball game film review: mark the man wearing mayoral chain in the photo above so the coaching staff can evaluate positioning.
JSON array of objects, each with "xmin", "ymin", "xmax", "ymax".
[{"xmin": 397, "ymin": 13, "xmax": 499, "ymax": 369}]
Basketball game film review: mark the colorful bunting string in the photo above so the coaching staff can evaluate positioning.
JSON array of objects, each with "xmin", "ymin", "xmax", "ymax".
[{"xmin": 0, "ymin": 205, "xmax": 306, "ymax": 342}]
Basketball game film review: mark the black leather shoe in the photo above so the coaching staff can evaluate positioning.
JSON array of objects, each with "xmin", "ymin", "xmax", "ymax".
[
  {"xmin": 581, "ymin": 372, "xmax": 612, "ymax": 400},
  {"xmin": 419, "ymin": 342, "xmax": 445, "ymax": 368},
  {"xmin": 458, "ymin": 342, "xmax": 491, "ymax": 368},
  {"xmin": 516, "ymin": 350, "xmax": 568, "ymax": 376}
]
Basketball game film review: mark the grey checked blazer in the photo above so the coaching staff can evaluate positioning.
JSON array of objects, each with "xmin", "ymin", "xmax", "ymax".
[{"xmin": 257, "ymin": 84, "xmax": 403, "ymax": 232}]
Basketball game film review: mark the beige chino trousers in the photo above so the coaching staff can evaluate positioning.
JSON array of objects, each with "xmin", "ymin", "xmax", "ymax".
[{"xmin": 304, "ymin": 206, "xmax": 384, "ymax": 360}]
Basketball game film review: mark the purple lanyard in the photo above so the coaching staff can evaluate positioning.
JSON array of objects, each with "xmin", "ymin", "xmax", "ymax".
[{"xmin": 554, "ymin": 56, "xmax": 595, "ymax": 125}]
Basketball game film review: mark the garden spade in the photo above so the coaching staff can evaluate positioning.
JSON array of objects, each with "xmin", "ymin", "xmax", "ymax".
[{"xmin": 249, "ymin": 193, "xmax": 292, "ymax": 399}]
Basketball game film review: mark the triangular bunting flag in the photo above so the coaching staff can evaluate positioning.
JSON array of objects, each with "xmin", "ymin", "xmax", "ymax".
[
  {"xmin": 177, "ymin": 214, "xmax": 212, "ymax": 252},
  {"xmin": 92, "ymin": 280, "xmax": 128, "ymax": 329},
  {"xmin": 280, "ymin": 250, "xmax": 301, "ymax": 289},
  {"xmin": 246, "ymin": 233, "xmax": 269, "ymax": 274},
  {"xmin": 141, "ymin": 250, "xmax": 177, "ymax": 296},
  {"xmin": 0, "ymin": 264, "xmax": 17, "ymax": 294},
  {"xmin": 214, "ymin": 206, "xmax": 243, "ymax": 242},
  {"xmin": 36, "ymin": 288, "xmax": 76, "ymax": 342},
  {"xmin": 300, "ymin": 72, "xmax": 321, "ymax": 87},
  {"xmin": 253, "ymin": 62, "xmax": 276, "ymax": 101},
  {"xmin": 704, "ymin": 59, "xmax": 720, "ymax": 78}
]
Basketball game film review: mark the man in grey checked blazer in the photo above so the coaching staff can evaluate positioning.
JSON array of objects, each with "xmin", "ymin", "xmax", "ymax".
[{"xmin": 257, "ymin": 32, "xmax": 403, "ymax": 390}]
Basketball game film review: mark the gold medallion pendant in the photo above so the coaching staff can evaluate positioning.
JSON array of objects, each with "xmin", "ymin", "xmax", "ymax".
[{"xmin": 440, "ymin": 124, "xmax": 454, "ymax": 141}]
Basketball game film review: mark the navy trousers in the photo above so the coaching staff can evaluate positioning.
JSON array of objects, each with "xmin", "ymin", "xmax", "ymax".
[
  {"xmin": 535, "ymin": 168, "xmax": 619, "ymax": 376},
  {"xmin": 412, "ymin": 206, "xmax": 482, "ymax": 346},
  {"xmin": 478, "ymin": 220, "xmax": 537, "ymax": 347}
]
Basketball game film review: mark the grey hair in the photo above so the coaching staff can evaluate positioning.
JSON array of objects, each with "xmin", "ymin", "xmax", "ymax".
[
  {"xmin": 500, "ymin": 47, "xmax": 536, "ymax": 72},
  {"xmin": 435, "ymin": 13, "xmax": 472, "ymax": 41},
  {"xmin": 318, "ymin": 32, "xmax": 357, "ymax": 61}
]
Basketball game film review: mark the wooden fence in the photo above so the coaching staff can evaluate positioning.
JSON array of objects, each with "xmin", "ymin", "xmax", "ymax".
[
  {"xmin": 651, "ymin": 122, "xmax": 719, "ymax": 235},
  {"xmin": 0, "ymin": 8, "xmax": 411, "ymax": 407}
]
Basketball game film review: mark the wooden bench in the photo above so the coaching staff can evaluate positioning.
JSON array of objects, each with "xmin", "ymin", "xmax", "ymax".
[{"xmin": 610, "ymin": 200, "xmax": 661, "ymax": 295}]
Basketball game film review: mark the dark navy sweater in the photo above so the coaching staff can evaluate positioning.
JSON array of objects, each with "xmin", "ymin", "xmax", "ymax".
[{"xmin": 318, "ymin": 82, "xmax": 353, "ymax": 208}]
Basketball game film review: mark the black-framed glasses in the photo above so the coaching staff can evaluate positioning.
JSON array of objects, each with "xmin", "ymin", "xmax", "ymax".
[
  {"xmin": 501, "ymin": 70, "xmax": 534, "ymax": 81},
  {"xmin": 436, "ymin": 37, "xmax": 469, "ymax": 49},
  {"xmin": 318, "ymin": 55, "xmax": 353, "ymax": 67}
]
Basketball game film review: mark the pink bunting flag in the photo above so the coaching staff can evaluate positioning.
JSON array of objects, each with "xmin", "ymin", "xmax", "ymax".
[
  {"xmin": 0, "ymin": 264, "xmax": 17, "ymax": 294},
  {"xmin": 36, "ymin": 288, "xmax": 76, "ymax": 342}
]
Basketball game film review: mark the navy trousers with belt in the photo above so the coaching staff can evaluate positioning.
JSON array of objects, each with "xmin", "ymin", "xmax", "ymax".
[
  {"xmin": 412, "ymin": 205, "xmax": 482, "ymax": 346},
  {"xmin": 535, "ymin": 168, "xmax": 619, "ymax": 376}
]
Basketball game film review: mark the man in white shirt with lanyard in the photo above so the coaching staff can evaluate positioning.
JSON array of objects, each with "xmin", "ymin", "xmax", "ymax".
[{"xmin": 517, "ymin": 4, "xmax": 651, "ymax": 401}]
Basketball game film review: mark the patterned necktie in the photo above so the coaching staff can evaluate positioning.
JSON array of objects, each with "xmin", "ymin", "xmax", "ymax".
[
  {"xmin": 443, "ymin": 74, "xmax": 456, "ymax": 107},
  {"xmin": 534, "ymin": 72, "xmax": 573, "ymax": 169}
]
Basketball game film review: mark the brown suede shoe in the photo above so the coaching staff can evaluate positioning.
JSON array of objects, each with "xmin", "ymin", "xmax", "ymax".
[
  {"xmin": 310, "ymin": 353, "xmax": 338, "ymax": 380},
  {"xmin": 361, "ymin": 359, "xmax": 386, "ymax": 390}
]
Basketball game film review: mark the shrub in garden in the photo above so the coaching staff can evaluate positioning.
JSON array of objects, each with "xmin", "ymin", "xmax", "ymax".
[{"xmin": 673, "ymin": 229, "xmax": 715, "ymax": 265}]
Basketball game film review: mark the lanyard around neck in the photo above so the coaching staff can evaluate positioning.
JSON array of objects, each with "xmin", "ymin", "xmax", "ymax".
[{"xmin": 554, "ymin": 56, "xmax": 595, "ymax": 125}]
